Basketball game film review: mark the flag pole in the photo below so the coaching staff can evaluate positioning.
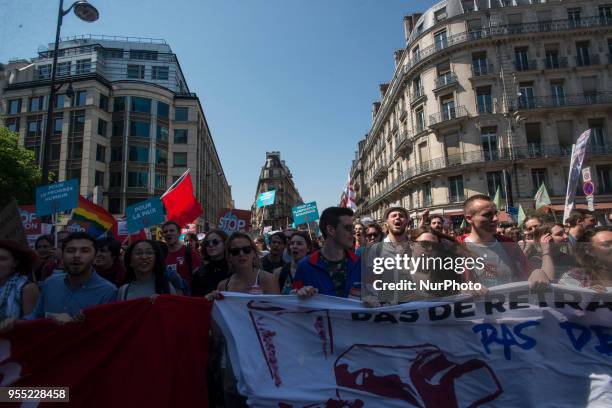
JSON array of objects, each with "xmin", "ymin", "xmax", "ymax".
[{"xmin": 161, "ymin": 168, "xmax": 190, "ymax": 199}]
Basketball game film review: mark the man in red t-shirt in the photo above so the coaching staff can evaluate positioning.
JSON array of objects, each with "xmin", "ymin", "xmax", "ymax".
[{"xmin": 162, "ymin": 221, "xmax": 201, "ymax": 291}]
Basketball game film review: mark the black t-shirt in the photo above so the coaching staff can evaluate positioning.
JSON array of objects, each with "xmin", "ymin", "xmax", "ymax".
[
  {"xmin": 261, "ymin": 254, "xmax": 286, "ymax": 273},
  {"xmin": 191, "ymin": 259, "xmax": 229, "ymax": 297}
]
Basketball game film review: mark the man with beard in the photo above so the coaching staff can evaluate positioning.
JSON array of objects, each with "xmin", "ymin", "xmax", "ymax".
[
  {"xmin": 27, "ymin": 232, "xmax": 116, "ymax": 320},
  {"xmin": 457, "ymin": 195, "xmax": 530, "ymax": 288}
]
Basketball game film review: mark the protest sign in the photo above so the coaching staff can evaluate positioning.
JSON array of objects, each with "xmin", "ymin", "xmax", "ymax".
[
  {"xmin": 582, "ymin": 167, "xmax": 596, "ymax": 212},
  {"xmin": 214, "ymin": 283, "xmax": 611, "ymax": 407},
  {"xmin": 35, "ymin": 178, "xmax": 79, "ymax": 217},
  {"xmin": 125, "ymin": 198, "xmax": 165, "ymax": 234},
  {"xmin": 19, "ymin": 205, "xmax": 53, "ymax": 247},
  {"xmin": 257, "ymin": 190, "xmax": 276, "ymax": 208},
  {"xmin": 291, "ymin": 202, "xmax": 320, "ymax": 226},
  {"xmin": 0, "ymin": 198, "xmax": 28, "ymax": 246},
  {"xmin": 563, "ymin": 129, "xmax": 591, "ymax": 223},
  {"xmin": 217, "ymin": 208, "xmax": 252, "ymax": 233}
]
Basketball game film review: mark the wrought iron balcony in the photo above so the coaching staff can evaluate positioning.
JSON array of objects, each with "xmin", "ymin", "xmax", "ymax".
[
  {"xmin": 410, "ymin": 86, "xmax": 425, "ymax": 103},
  {"xmin": 471, "ymin": 63, "xmax": 494, "ymax": 77},
  {"xmin": 544, "ymin": 56, "xmax": 569, "ymax": 69},
  {"xmin": 576, "ymin": 54, "xmax": 600, "ymax": 67},
  {"xmin": 434, "ymin": 72, "xmax": 458, "ymax": 90},
  {"xmin": 395, "ymin": 131, "xmax": 411, "ymax": 154},
  {"xmin": 514, "ymin": 92, "xmax": 612, "ymax": 110},
  {"xmin": 476, "ymin": 102, "xmax": 497, "ymax": 115},
  {"xmin": 515, "ymin": 59, "xmax": 537, "ymax": 71},
  {"xmin": 372, "ymin": 162, "xmax": 388, "ymax": 181},
  {"xmin": 429, "ymin": 105, "xmax": 468, "ymax": 127}
]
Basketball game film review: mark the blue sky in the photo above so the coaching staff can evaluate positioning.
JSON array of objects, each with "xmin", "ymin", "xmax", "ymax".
[{"xmin": 0, "ymin": 0, "xmax": 435, "ymax": 211}]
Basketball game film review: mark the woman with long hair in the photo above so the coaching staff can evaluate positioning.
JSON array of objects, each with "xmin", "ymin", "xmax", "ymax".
[
  {"xmin": 527, "ymin": 223, "xmax": 576, "ymax": 287},
  {"xmin": 0, "ymin": 240, "xmax": 40, "ymax": 319},
  {"xmin": 118, "ymin": 240, "xmax": 178, "ymax": 300},
  {"xmin": 192, "ymin": 229, "xmax": 229, "ymax": 297},
  {"xmin": 274, "ymin": 231, "xmax": 312, "ymax": 294}
]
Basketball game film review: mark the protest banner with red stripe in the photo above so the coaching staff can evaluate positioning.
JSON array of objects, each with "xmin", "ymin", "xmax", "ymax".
[{"xmin": 1, "ymin": 296, "xmax": 212, "ymax": 407}]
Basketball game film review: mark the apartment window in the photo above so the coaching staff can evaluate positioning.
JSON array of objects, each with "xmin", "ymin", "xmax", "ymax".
[
  {"xmin": 96, "ymin": 144, "xmax": 106, "ymax": 162},
  {"xmin": 445, "ymin": 133, "xmax": 460, "ymax": 165},
  {"xmin": 568, "ymin": 8, "xmax": 581, "ymax": 26},
  {"xmin": 53, "ymin": 114, "xmax": 63, "ymax": 135},
  {"xmin": 152, "ymin": 66, "xmax": 169, "ymax": 80},
  {"xmin": 71, "ymin": 110, "xmax": 85, "ymax": 134},
  {"xmin": 129, "ymin": 50, "xmax": 158, "ymax": 60},
  {"xmin": 531, "ymin": 168, "xmax": 547, "ymax": 193},
  {"xmin": 422, "ymin": 182, "xmax": 432, "ymax": 207},
  {"xmin": 415, "ymin": 108, "xmax": 425, "ymax": 133},
  {"xmin": 131, "ymin": 97, "xmax": 151, "ymax": 113},
  {"xmin": 69, "ymin": 142, "xmax": 83, "ymax": 159},
  {"xmin": 95, "ymin": 171, "xmax": 104, "ymax": 187},
  {"xmin": 481, "ymin": 127, "xmax": 498, "ymax": 161},
  {"xmin": 29, "ymin": 96, "xmax": 44, "ymax": 112},
  {"xmin": 518, "ymin": 82, "xmax": 535, "ymax": 108},
  {"xmin": 588, "ymin": 118, "xmax": 606, "ymax": 149},
  {"xmin": 599, "ymin": 4, "xmax": 612, "ymax": 20},
  {"xmin": 127, "ymin": 172, "xmax": 148, "ymax": 188},
  {"xmin": 434, "ymin": 30, "xmax": 448, "ymax": 51},
  {"xmin": 27, "ymin": 117, "xmax": 42, "ymax": 137},
  {"xmin": 99, "ymin": 94, "xmax": 109, "ymax": 111},
  {"xmin": 448, "ymin": 175, "xmax": 464, "ymax": 202},
  {"xmin": 476, "ymin": 86, "xmax": 493, "ymax": 114},
  {"xmin": 551, "ymin": 81, "xmax": 566, "ymax": 106},
  {"xmin": 412, "ymin": 45, "xmax": 420, "ymax": 62},
  {"xmin": 556, "ymin": 120, "xmax": 573, "ymax": 154},
  {"xmin": 174, "ymin": 129, "xmax": 188, "ymax": 144},
  {"xmin": 597, "ymin": 165, "xmax": 612, "ymax": 194},
  {"xmin": 582, "ymin": 76, "xmax": 597, "ymax": 103},
  {"xmin": 113, "ymin": 96, "xmax": 125, "ymax": 112},
  {"xmin": 545, "ymin": 49, "xmax": 560, "ymax": 69},
  {"xmin": 515, "ymin": 47, "xmax": 530, "ymax": 71},
  {"xmin": 110, "ymin": 147, "xmax": 122, "ymax": 162},
  {"xmin": 576, "ymin": 41, "xmax": 591, "ymax": 66},
  {"xmin": 110, "ymin": 172, "xmax": 122, "ymax": 188},
  {"xmin": 55, "ymin": 94, "xmax": 65, "ymax": 109},
  {"xmin": 37, "ymin": 64, "xmax": 51, "ymax": 79},
  {"xmin": 155, "ymin": 174, "xmax": 167, "ymax": 190},
  {"xmin": 129, "ymin": 145, "xmax": 149, "ymax": 162},
  {"xmin": 74, "ymin": 90, "xmax": 87, "ymax": 107},
  {"xmin": 66, "ymin": 168, "xmax": 81, "ymax": 183},
  {"xmin": 416, "ymin": 23, "xmax": 424, "ymax": 35},
  {"xmin": 7, "ymin": 99, "xmax": 21, "ymax": 114},
  {"xmin": 156, "ymin": 125, "xmax": 169, "ymax": 142},
  {"xmin": 98, "ymin": 118, "xmax": 107, "ymax": 137},
  {"xmin": 537, "ymin": 10, "xmax": 552, "ymax": 31},
  {"xmin": 467, "ymin": 18, "xmax": 482, "ymax": 39},
  {"xmin": 434, "ymin": 7, "xmax": 447, "ymax": 22},
  {"xmin": 109, "ymin": 198, "xmax": 121, "ymax": 214},
  {"xmin": 472, "ymin": 53, "xmax": 488, "ymax": 76},
  {"xmin": 57, "ymin": 61, "xmax": 71, "ymax": 77},
  {"xmin": 487, "ymin": 171, "xmax": 505, "ymax": 199},
  {"xmin": 76, "ymin": 59, "xmax": 91, "ymax": 74},
  {"xmin": 173, "ymin": 152, "xmax": 187, "ymax": 167},
  {"xmin": 412, "ymin": 76, "xmax": 423, "ymax": 98},
  {"xmin": 127, "ymin": 64, "xmax": 145, "ymax": 79},
  {"xmin": 156, "ymin": 148, "xmax": 168, "ymax": 165},
  {"xmin": 462, "ymin": 1, "xmax": 475, "ymax": 12},
  {"xmin": 157, "ymin": 102, "xmax": 169, "ymax": 118},
  {"xmin": 5, "ymin": 118, "xmax": 19, "ymax": 132},
  {"xmin": 441, "ymin": 96, "xmax": 456, "ymax": 121},
  {"xmin": 130, "ymin": 120, "xmax": 150, "ymax": 138},
  {"xmin": 50, "ymin": 143, "xmax": 61, "ymax": 161},
  {"xmin": 507, "ymin": 13, "xmax": 523, "ymax": 32},
  {"xmin": 112, "ymin": 120, "xmax": 124, "ymax": 138},
  {"xmin": 525, "ymin": 123, "xmax": 542, "ymax": 157},
  {"xmin": 105, "ymin": 48, "xmax": 124, "ymax": 58},
  {"xmin": 175, "ymin": 107, "xmax": 189, "ymax": 121}
]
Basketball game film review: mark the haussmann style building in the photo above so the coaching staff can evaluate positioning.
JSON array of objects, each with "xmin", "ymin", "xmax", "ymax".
[
  {"xmin": 0, "ymin": 35, "xmax": 232, "ymax": 230},
  {"xmin": 349, "ymin": 0, "xmax": 612, "ymax": 227}
]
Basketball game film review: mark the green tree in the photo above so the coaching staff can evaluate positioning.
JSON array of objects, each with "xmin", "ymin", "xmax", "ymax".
[{"xmin": 0, "ymin": 126, "xmax": 41, "ymax": 206}]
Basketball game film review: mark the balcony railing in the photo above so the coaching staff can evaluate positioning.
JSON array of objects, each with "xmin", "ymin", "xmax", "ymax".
[
  {"xmin": 372, "ymin": 162, "xmax": 388, "ymax": 180},
  {"xmin": 515, "ymin": 59, "xmax": 537, "ymax": 71},
  {"xmin": 576, "ymin": 54, "xmax": 600, "ymax": 67},
  {"xmin": 545, "ymin": 56, "xmax": 569, "ymax": 69},
  {"xmin": 410, "ymin": 86, "xmax": 425, "ymax": 102},
  {"xmin": 476, "ymin": 102, "xmax": 496, "ymax": 115},
  {"xmin": 434, "ymin": 72, "xmax": 458, "ymax": 89},
  {"xmin": 515, "ymin": 92, "xmax": 612, "ymax": 110},
  {"xmin": 429, "ymin": 105, "xmax": 468, "ymax": 127},
  {"xmin": 471, "ymin": 63, "xmax": 494, "ymax": 77},
  {"xmin": 395, "ymin": 132, "xmax": 410, "ymax": 153}
]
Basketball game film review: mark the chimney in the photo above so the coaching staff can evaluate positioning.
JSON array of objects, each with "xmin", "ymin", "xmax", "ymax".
[
  {"xmin": 394, "ymin": 49, "xmax": 404, "ymax": 66},
  {"xmin": 403, "ymin": 15, "xmax": 414, "ymax": 42},
  {"xmin": 379, "ymin": 83, "xmax": 389, "ymax": 99},
  {"xmin": 372, "ymin": 102, "xmax": 381, "ymax": 120}
]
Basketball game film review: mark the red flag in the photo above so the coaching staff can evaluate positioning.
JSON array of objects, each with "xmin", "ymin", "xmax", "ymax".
[
  {"xmin": 161, "ymin": 170, "xmax": 203, "ymax": 227},
  {"xmin": 2, "ymin": 296, "xmax": 211, "ymax": 407}
]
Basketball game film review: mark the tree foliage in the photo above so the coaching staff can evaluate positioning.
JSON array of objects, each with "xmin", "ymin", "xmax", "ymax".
[{"xmin": 0, "ymin": 126, "xmax": 41, "ymax": 206}]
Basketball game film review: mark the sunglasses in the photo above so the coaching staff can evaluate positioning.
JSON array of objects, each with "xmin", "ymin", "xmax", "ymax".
[
  {"xmin": 205, "ymin": 239, "xmax": 222, "ymax": 248},
  {"xmin": 229, "ymin": 246, "xmax": 253, "ymax": 256},
  {"xmin": 366, "ymin": 233, "xmax": 379, "ymax": 239}
]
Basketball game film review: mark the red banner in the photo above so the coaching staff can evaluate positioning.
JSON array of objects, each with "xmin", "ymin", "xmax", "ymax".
[{"xmin": 1, "ymin": 296, "xmax": 212, "ymax": 407}]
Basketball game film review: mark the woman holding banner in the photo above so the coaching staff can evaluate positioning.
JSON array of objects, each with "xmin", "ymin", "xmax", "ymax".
[
  {"xmin": 274, "ymin": 231, "xmax": 312, "ymax": 294},
  {"xmin": 117, "ymin": 240, "xmax": 179, "ymax": 300},
  {"xmin": 0, "ymin": 240, "xmax": 40, "ymax": 319}
]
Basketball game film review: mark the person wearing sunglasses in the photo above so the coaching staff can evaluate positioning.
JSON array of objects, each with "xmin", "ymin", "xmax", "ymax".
[
  {"xmin": 117, "ymin": 240, "xmax": 179, "ymax": 301},
  {"xmin": 365, "ymin": 223, "xmax": 383, "ymax": 245},
  {"xmin": 206, "ymin": 232, "xmax": 279, "ymax": 299},
  {"xmin": 191, "ymin": 230, "xmax": 229, "ymax": 297},
  {"xmin": 293, "ymin": 207, "xmax": 361, "ymax": 299}
]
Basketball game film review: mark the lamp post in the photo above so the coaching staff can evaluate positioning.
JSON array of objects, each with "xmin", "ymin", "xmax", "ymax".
[{"xmin": 40, "ymin": 0, "xmax": 99, "ymax": 185}]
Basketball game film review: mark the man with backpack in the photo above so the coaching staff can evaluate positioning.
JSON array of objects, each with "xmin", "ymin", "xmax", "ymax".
[{"xmin": 162, "ymin": 221, "xmax": 201, "ymax": 294}]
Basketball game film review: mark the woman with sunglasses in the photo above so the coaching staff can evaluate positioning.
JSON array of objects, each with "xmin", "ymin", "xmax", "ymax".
[
  {"xmin": 118, "ymin": 240, "xmax": 178, "ymax": 301},
  {"xmin": 206, "ymin": 232, "xmax": 279, "ymax": 299},
  {"xmin": 192, "ymin": 230, "xmax": 230, "ymax": 297},
  {"xmin": 274, "ymin": 231, "xmax": 312, "ymax": 294}
]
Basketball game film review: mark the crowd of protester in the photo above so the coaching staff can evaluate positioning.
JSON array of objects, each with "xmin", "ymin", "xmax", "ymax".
[{"xmin": 0, "ymin": 193, "xmax": 610, "ymax": 406}]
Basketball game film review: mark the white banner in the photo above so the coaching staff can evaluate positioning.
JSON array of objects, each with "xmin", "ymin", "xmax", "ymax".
[{"xmin": 213, "ymin": 283, "xmax": 611, "ymax": 407}]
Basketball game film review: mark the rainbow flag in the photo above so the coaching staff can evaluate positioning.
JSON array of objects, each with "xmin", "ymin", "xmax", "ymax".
[{"xmin": 72, "ymin": 196, "xmax": 117, "ymax": 239}]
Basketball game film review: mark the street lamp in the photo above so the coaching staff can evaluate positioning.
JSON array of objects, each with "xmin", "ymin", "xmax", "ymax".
[{"xmin": 40, "ymin": 0, "xmax": 99, "ymax": 185}]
